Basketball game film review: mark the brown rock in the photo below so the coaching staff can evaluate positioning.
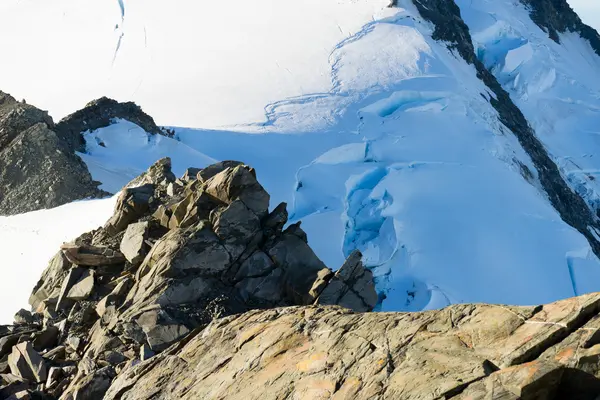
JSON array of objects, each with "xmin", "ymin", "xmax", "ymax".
[{"xmin": 61, "ymin": 244, "xmax": 125, "ymax": 267}]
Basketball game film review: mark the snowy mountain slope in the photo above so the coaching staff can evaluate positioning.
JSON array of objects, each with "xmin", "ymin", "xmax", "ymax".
[
  {"xmin": 0, "ymin": 0, "xmax": 391, "ymax": 128},
  {"xmin": 3, "ymin": 0, "xmax": 600, "ymax": 321},
  {"xmin": 0, "ymin": 197, "xmax": 116, "ymax": 323}
]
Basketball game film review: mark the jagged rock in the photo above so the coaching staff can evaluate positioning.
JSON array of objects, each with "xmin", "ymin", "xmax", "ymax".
[
  {"xmin": 210, "ymin": 200, "xmax": 262, "ymax": 261},
  {"xmin": 12, "ymin": 310, "xmax": 34, "ymax": 326},
  {"xmin": 8, "ymin": 342, "xmax": 47, "ymax": 383},
  {"xmin": 96, "ymin": 277, "xmax": 132, "ymax": 318},
  {"xmin": 42, "ymin": 346, "xmax": 66, "ymax": 362},
  {"xmin": 265, "ymin": 229, "xmax": 331, "ymax": 304},
  {"xmin": 0, "ymin": 122, "xmax": 105, "ymax": 215},
  {"xmin": 46, "ymin": 366, "xmax": 63, "ymax": 389},
  {"xmin": 0, "ymin": 335, "xmax": 22, "ymax": 359},
  {"xmin": 61, "ymin": 244, "xmax": 125, "ymax": 267},
  {"xmin": 61, "ymin": 365, "xmax": 115, "ymax": 400},
  {"xmin": 181, "ymin": 167, "xmax": 201, "ymax": 182},
  {"xmin": 104, "ymin": 184, "xmax": 154, "ymax": 235},
  {"xmin": 137, "ymin": 310, "xmax": 190, "ymax": 352},
  {"xmin": 29, "ymin": 252, "xmax": 71, "ymax": 312},
  {"xmin": 126, "ymin": 157, "xmax": 176, "ymax": 189},
  {"xmin": 105, "ymin": 294, "xmax": 600, "ymax": 400},
  {"xmin": 314, "ymin": 251, "xmax": 378, "ymax": 312},
  {"xmin": 66, "ymin": 270, "xmax": 95, "ymax": 301},
  {"xmin": 196, "ymin": 160, "xmax": 244, "ymax": 183},
  {"xmin": 55, "ymin": 267, "xmax": 84, "ymax": 313},
  {"xmin": 140, "ymin": 344, "xmax": 154, "ymax": 361},
  {"xmin": 54, "ymin": 96, "xmax": 164, "ymax": 152},
  {"xmin": 204, "ymin": 165, "xmax": 270, "ymax": 218},
  {"xmin": 10, "ymin": 160, "xmax": 380, "ymax": 400}
]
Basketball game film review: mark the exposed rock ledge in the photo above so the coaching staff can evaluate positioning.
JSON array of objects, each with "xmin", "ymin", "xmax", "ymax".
[
  {"xmin": 0, "ymin": 159, "xmax": 377, "ymax": 399},
  {"xmin": 2, "ymin": 159, "xmax": 600, "ymax": 399}
]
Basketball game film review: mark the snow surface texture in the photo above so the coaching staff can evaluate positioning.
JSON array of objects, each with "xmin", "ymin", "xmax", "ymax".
[
  {"xmin": 0, "ymin": 0, "xmax": 391, "ymax": 128},
  {"xmin": 2, "ymin": 0, "xmax": 600, "ymax": 321},
  {"xmin": 0, "ymin": 197, "xmax": 116, "ymax": 323}
]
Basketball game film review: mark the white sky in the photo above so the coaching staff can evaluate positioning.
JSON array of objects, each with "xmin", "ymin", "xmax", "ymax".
[{"xmin": 569, "ymin": 0, "xmax": 600, "ymax": 30}]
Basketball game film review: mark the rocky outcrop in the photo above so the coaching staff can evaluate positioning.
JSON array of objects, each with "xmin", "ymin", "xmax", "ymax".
[
  {"xmin": 4, "ymin": 160, "xmax": 600, "ymax": 399},
  {"xmin": 395, "ymin": 0, "xmax": 600, "ymax": 261},
  {"xmin": 520, "ymin": 0, "xmax": 600, "ymax": 54},
  {"xmin": 0, "ymin": 92, "xmax": 106, "ymax": 215},
  {"xmin": 55, "ymin": 97, "xmax": 170, "ymax": 153},
  {"xmin": 106, "ymin": 293, "xmax": 600, "ymax": 399},
  {"xmin": 0, "ymin": 159, "xmax": 376, "ymax": 399}
]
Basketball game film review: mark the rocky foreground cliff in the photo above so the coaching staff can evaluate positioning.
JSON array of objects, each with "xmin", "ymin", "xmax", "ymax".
[{"xmin": 0, "ymin": 160, "xmax": 599, "ymax": 399}]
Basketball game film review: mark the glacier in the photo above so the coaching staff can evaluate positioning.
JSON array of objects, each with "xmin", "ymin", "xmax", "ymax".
[{"xmin": 1, "ymin": 0, "xmax": 600, "ymax": 322}]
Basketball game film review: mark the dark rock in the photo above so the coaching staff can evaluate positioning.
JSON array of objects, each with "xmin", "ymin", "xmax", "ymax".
[
  {"xmin": 32, "ymin": 327, "xmax": 59, "ymax": 352},
  {"xmin": 104, "ymin": 184, "xmax": 154, "ymax": 235},
  {"xmin": 0, "ymin": 123, "xmax": 106, "ymax": 215},
  {"xmin": 405, "ymin": 0, "xmax": 600, "ymax": 260},
  {"xmin": 13, "ymin": 310, "xmax": 33, "ymax": 326},
  {"xmin": 314, "ymin": 250, "xmax": 378, "ymax": 312},
  {"xmin": 54, "ymin": 96, "xmax": 164, "ymax": 152},
  {"xmin": 8, "ymin": 342, "xmax": 47, "ymax": 383}
]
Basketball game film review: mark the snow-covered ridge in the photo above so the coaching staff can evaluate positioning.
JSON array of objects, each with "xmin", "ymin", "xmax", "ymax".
[{"xmin": 2, "ymin": 0, "xmax": 600, "ymax": 321}]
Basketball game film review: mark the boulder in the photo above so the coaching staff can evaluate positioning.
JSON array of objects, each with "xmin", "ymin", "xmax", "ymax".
[
  {"xmin": 120, "ymin": 222, "xmax": 150, "ymax": 265},
  {"xmin": 137, "ymin": 310, "xmax": 190, "ymax": 352},
  {"xmin": 61, "ymin": 244, "xmax": 125, "ymax": 267},
  {"xmin": 32, "ymin": 327, "xmax": 59, "ymax": 352},
  {"xmin": 66, "ymin": 270, "xmax": 95, "ymax": 301},
  {"xmin": 196, "ymin": 161, "xmax": 244, "ymax": 183},
  {"xmin": 204, "ymin": 165, "xmax": 270, "ymax": 218},
  {"xmin": 314, "ymin": 250, "xmax": 378, "ymax": 312},
  {"xmin": 29, "ymin": 252, "xmax": 71, "ymax": 312},
  {"xmin": 104, "ymin": 184, "xmax": 154, "ymax": 235},
  {"xmin": 8, "ymin": 342, "xmax": 47, "ymax": 383}
]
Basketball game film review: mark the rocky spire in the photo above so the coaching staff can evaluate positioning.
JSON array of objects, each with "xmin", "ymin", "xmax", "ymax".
[{"xmin": 0, "ymin": 159, "xmax": 377, "ymax": 399}]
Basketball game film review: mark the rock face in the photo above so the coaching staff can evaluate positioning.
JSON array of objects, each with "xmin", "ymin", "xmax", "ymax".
[
  {"xmin": 105, "ymin": 294, "xmax": 600, "ymax": 400},
  {"xmin": 520, "ymin": 0, "xmax": 600, "ymax": 53},
  {"xmin": 9, "ymin": 158, "xmax": 600, "ymax": 399},
  {"xmin": 0, "ymin": 92, "xmax": 177, "ymax": 215},
  {"xmin": 54, "ymin": 96, "xmax": 169, "ymax": 152},
  {"xmin": 0, "ymin": 92, "xmax": 106, "ymax": 215},
  {"xmin": 0, "ymin": 160, "xmax": 376, "ymax": 399}
]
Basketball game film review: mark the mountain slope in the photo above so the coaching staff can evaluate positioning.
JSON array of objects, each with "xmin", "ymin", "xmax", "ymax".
[{"xmin": 2, "ymin": 0, "xmax": 600, "ymax": 320}]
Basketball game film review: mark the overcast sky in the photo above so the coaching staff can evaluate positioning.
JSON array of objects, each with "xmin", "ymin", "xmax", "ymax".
[{"xmin": 568, "ymin": 0, "xmax": 600, "ymax": 30}]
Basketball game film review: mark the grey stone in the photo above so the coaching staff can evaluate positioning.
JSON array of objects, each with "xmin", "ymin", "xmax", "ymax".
[
  {"xmin": 210, "ymin": 200, "xmax": 262, "ymax": 261},
  {"xmin": 204, "ymin": 165, "xmax": 270, "ymax": 218},
  {"xmin": 120, "ymin": 221, "xmax": 149, "ymax": 265},
  {"xmin": 196, "ymin": 161, "xmax": 244, "ymax": 183},
  {"xmin": 104, "ymin": 184, "xmax": 154, "ymax": 235},
  {"xmin": 137, "ymin": 310, "xmax": 190, "ymax": 352},
  {"xmin": 61, "ymin": 244, "xmax": 125, "ymax": 267},
  {"xmin": 66, "ymin": 269, "xmax": 95, "ymax": 300},
  {"xmin": 315, "ymin": 250, "xmax": 378, "ymax": 312},
  {"xmin": 8, "ymin": 342, "xmax": 47, "ymax": 383}
]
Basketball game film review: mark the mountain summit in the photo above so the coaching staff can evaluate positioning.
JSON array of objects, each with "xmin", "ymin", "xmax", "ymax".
[{"xmin": 2, "ymin": 0, "xmax": 600, "ymax": 397}]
